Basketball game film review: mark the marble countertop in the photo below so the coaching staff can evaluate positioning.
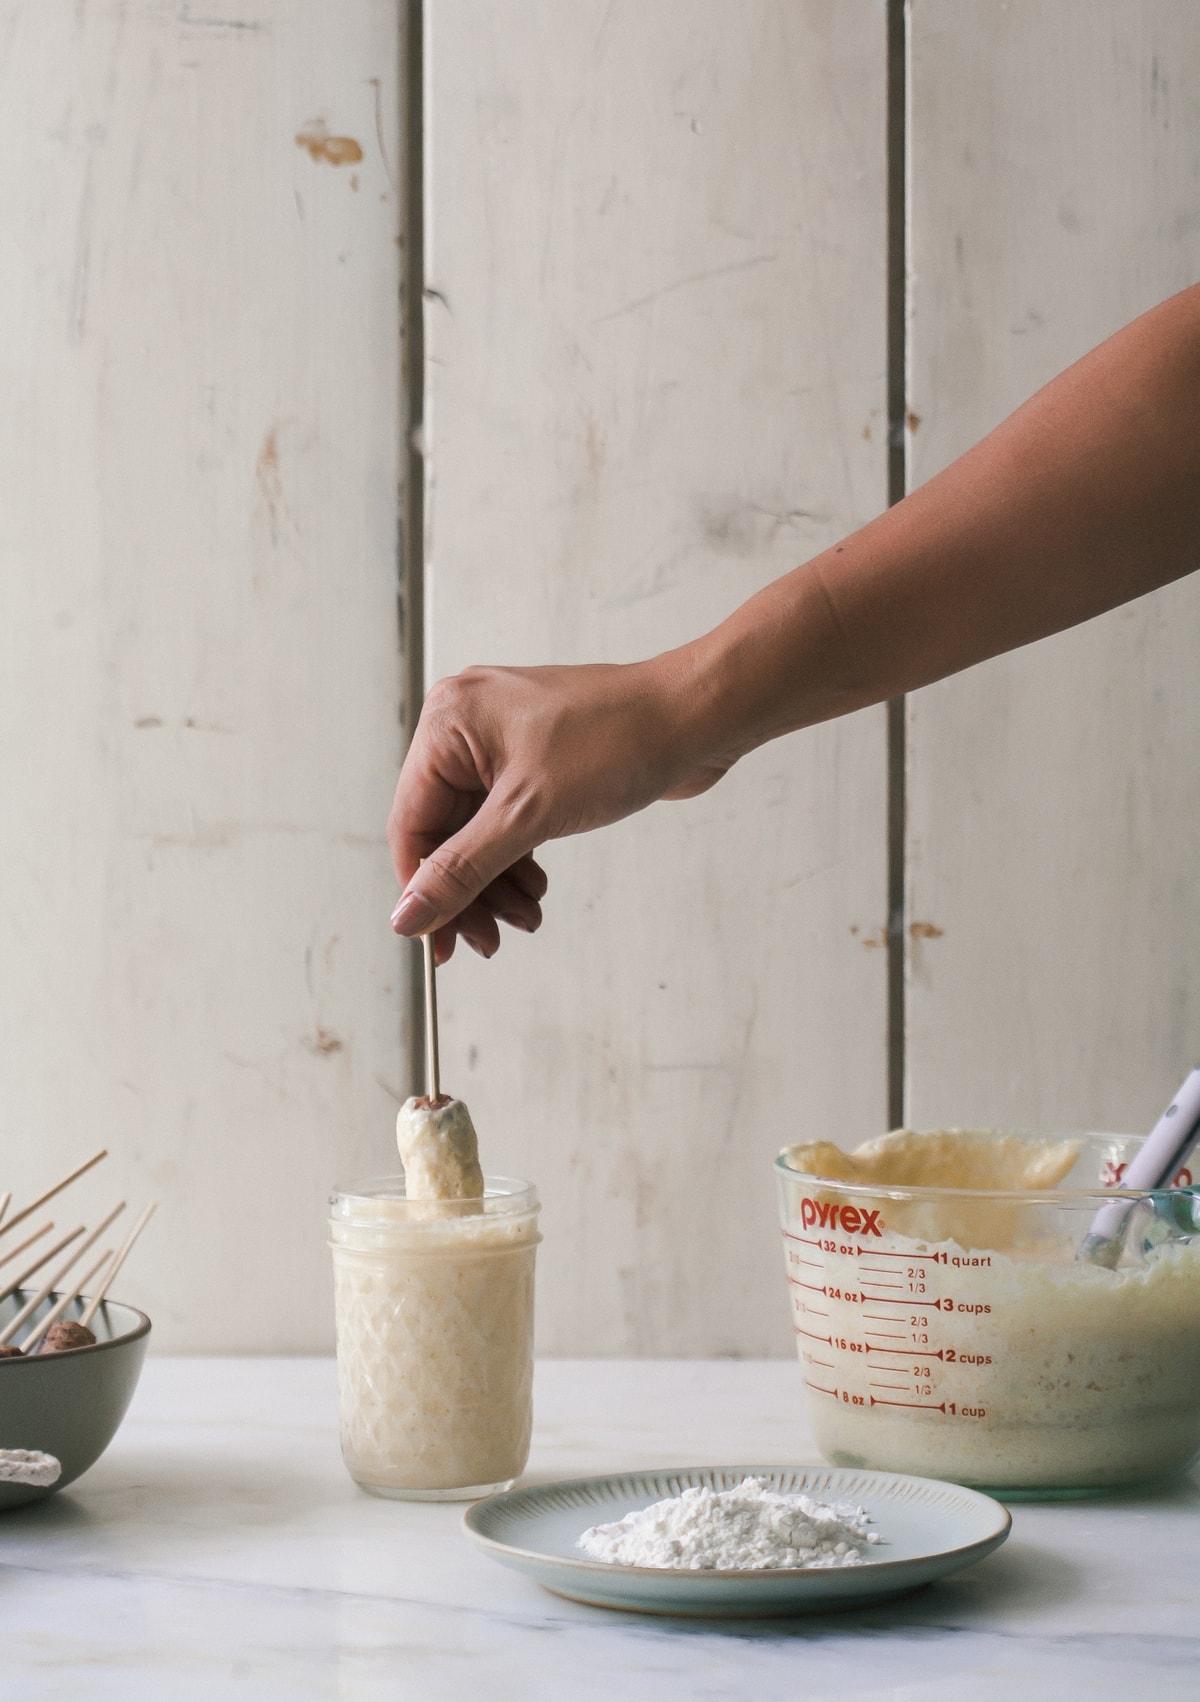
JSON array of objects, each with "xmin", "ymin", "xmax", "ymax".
[{"xmin": 3, "ymin": 1357, "xmax": 1198, "ymax": 1699}]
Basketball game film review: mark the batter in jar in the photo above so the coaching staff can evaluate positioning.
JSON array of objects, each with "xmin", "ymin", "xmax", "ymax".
[{"xmin": 330, "ymin": 1094, "xmax": 539, "ymax": 1498}]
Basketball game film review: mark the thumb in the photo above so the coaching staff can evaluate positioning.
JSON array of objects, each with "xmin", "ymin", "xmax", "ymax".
[{"xmin": 390, "ymin": 791, "xmax": 535, "ymax": 936}]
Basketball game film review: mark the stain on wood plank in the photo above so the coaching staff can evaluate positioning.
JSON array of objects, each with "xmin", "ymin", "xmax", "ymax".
[{"xmin": 295, "ymin": 120, "xmax": 363, "ymax": 167}]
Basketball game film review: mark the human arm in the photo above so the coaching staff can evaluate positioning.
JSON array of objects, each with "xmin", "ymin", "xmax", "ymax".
[{"xmin": 389, "ymin": 282, "xmax": 1200, "ymax": 957}]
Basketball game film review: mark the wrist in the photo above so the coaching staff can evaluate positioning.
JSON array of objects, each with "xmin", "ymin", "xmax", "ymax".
[{"xmin": 668, "ymin": 563, "xmax": 856, "ymax": 765}]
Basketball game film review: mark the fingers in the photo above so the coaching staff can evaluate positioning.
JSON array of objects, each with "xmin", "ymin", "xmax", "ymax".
[
  {"xmin": 391, "ymin": 853, "xmax": 548, "ymax": 937},
  {"xmin": 391, "ymin": 785, "xmax": 540, "ymax": 938},
  {"xmin": 506, "ymin": 854, "xmax": 549, "ymax": 903},
  {"xmin": 387, "ymin": 680, "xmax": 497, "ymax": 891},
  {"xmin": 399, "ymin": 868, "xmax": 545, "ymax": 954},
  {"xmin": 412, "ymin": 868, "xmax": 545, "ymax": 964},
  {"xmin": 386, "ymin": 699, "xmax": 549, "ymax": 956},
  {"xmin": 447, "ymin": 899, "xmax": 502, "ymax": 960},
  {"xmin": 479, "ymin": 870, "xmax": 543, "ymax": 933},
  {"xmin": 432, "ymin": 923, "xmax": 458, "ymax": 966},
  {"xmin": 387, "ymin": 741, "xmax": 480, "ymax": 894}
]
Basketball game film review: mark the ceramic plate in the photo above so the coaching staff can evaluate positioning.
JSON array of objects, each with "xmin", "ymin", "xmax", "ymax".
[{"xmin": 463, "ymin": 1465, "xmax": 1011, "ymax": 1616}]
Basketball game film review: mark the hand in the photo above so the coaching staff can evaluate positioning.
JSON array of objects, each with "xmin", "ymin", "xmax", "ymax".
[{"xmin": 387, "ymin": 654, "xmax": 730, "ymax": 959}]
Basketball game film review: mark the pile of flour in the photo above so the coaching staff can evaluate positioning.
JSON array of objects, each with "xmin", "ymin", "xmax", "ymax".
[{"xmin": 577, "ymin": 1477, "xmax": 881, "ymax": 1571}]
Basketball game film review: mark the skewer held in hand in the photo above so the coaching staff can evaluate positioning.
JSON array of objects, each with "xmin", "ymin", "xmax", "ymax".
[{"xmin": 422, "ymin": 931, "xmax": 442, "ymax": 1104}]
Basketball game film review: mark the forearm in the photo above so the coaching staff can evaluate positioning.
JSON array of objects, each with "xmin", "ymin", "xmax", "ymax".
[
  {"xmin": 675, "ymin": 283, "xmax": 1200, "ymax": 766},
  {"xmin": 390, "ymin": 286, "xmax": 1200, "ymax": 944}
]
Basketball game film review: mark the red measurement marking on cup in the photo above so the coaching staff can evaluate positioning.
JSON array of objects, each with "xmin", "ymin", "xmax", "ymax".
[
  {"xmin": 804, "ymin": 1379, "xmax": 838, "ymax": 1398},
  {"xmin": 858, "ymin": 1248, "xmax": 939, "ymax": 1260},
  {"xmin": 795, "ymin": 1327, "xmax": 833, "ymax": 1345},
  {"xmin": 782, "ymin": 1230, "xmax": 822, "ymax": 1247},
  {"xmin": 864, "ymin": 1329, "xmax": 906, "ymax": 1340},
  {"xmin": 868, "ymin": 1381, "xmax": 911, "ymax": 1393},
  {"xmin": 803, "ymin": 1355, "xmax": 835, "ymax": 1370},
  {"xmin": 853, "ymin": 1294, "xmax": 955, "ymax": 1309},
  {"xmin": 788, "ymin": 1277, "xmax": 828, "ymax": 1294},
  {"xmin": 868, "ymin": 1346, "xmax": 946, "ymax": 1359},
  {"xmin": 870, "ymin": 1396, "xmax": 947, "ymax": 1412}
]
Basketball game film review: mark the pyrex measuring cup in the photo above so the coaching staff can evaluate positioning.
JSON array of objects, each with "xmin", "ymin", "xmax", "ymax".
[{"xmin": 775, "ymin": 1133, "xmax": 1200, "ymax": 1495}]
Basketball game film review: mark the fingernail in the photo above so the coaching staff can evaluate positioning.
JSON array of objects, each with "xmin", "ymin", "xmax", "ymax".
[{"xmin": 391, "ymin": 889, "xmax": 436, "ymax": 935}]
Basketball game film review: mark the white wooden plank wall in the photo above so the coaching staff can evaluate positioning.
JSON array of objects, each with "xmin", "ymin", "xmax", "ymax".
[
  {"xmin": 0, "ymin": 3, "xmax": 405, "ymax": 1350},
  {"xmin": 905, "ymin": 3, "xmax": 1200, "ymax": 1133},
  {"xmin": 424, "ymin": 1, "xmax": 890, "ymax": 1355},
  {"xmin": 10, "ymin": 1, "xmax": 1188, "ymax": 1361}
]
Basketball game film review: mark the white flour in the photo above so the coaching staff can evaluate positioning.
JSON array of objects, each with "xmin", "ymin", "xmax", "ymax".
[{"xmin": 577, "ymin": 1477, "xmax": 881, "ymax": 1571}]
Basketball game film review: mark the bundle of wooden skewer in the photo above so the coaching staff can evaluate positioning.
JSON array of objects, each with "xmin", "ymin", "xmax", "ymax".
[{"xmin": 0, "ymin": 1149, "xmax": 155, "ymax": 1358}]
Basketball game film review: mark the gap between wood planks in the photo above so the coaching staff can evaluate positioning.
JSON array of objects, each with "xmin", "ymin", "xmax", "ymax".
[
  {"xmin": 402, "ymin": 2, "xmax": 914, "ymax": 1135},
  {"xmin": 401, "ymin": 0, "xmax": 427, "ymax": 1094},
  {"xmin": 886, "ymin": 0, "xmax": 910, "ymax": 1133}
]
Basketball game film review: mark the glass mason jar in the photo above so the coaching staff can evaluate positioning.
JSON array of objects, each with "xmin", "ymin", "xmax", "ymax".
[{"xmin": 329, "ymin": 1176, "xmax": 539, "ymax": 1500}]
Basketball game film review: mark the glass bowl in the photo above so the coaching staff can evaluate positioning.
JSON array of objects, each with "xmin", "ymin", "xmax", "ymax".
[{"xmin": 775, "ymin": 1131, "xmax": 1200, "ymax": 1496}]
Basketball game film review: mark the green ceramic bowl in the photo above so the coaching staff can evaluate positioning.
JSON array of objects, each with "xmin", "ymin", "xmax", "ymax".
[{"xmin": 0, "ymin": 1290, "xmax": 150, "ymax": 1510}]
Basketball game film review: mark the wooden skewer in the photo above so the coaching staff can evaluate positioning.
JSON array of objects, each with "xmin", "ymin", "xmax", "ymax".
[
  {"xmin": 0, "ymin": 1224, "xmax": 84, "ymax": 1308},
  {"xmin": 79, "ymin": 1203, "xmax": 156, "ymax": 1328},
  {"xmin": 0, "ymin": 1202, "xmax": 126, "ymax": 1346},
  {"xmin": 0, "ymin": 1148, "xmax": 108, "ymax": 1241},
  {"xmin": 0, "ymin": 1220, "xmax": 53, "ymax": 1275},
  {"xmin": 423, "ymin": 933, "xmax": 441, "ymax": 1102},
  {"xmin": 22, "ymin": 1250, "xmax": 112, "ymax": 1353}
]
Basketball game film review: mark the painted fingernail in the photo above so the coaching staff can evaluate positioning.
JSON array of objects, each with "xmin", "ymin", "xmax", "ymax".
[{"xmin": 390, "ymin": 890, "xmax": 437, "ymax": 935}]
